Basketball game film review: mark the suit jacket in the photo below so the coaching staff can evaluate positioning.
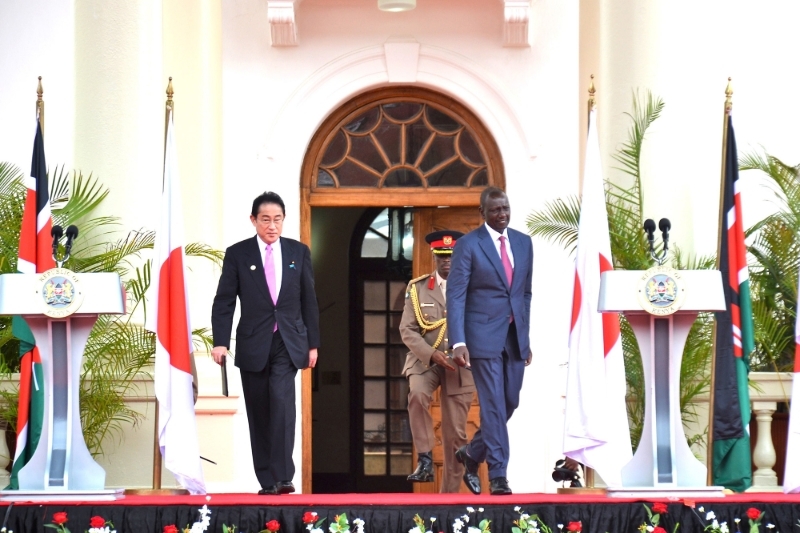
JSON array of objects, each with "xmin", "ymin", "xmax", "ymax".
[
  {"xmin": 399, "ymin": 273, "xmax": 475, "ymax": 395},
  {"xmin": 446, "ymin": 225, "xmax": 533, "ymax": 359},
  {"xmin": 211, "ymin": 235, "xmax": 320, "ymax": 372}
]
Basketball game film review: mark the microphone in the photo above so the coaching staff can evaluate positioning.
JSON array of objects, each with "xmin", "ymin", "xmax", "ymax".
[
  {"xmin": 658, "ymin": 218, "xmax": 671, "ymax": 251},
  {"xmin": 64, "ymin": 225, "xmax": 79, "ymax": 257},
  {"xmin": 643, "ymin": 219, "xmax": 656, "ymax": 251},
  {"xmin": 51, "ymin": 225, "xmax": 63, "ymax": 257}
]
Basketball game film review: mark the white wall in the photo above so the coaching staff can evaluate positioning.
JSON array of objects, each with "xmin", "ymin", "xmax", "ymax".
[{"xmin": 0, "ymin": 0, "xmax": 74, "ymax": 174}]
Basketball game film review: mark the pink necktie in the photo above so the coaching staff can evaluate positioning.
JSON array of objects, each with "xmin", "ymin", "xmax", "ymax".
[
  {"xmin": 265, "ymin": 244, "xmax": 278, "ymax": 331},
  {"xmin": 499, "ymin": 235, "xmax": 513, "ymax": 286}
]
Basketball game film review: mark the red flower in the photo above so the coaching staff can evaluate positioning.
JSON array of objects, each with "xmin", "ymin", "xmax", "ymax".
[
  {"xmin": 52, "ymin": 512, "xmax": 68, "ymax": 525},
  {"xmin": 266, "ymin": 519, "xmax": 281, "ymax": 532},
  {"xmin": 653, "ymin": 527, "xmax": 667, "ymax": 533},
  {"xmin": 746, "ymin": 508, "xmax": 762, "ymax": 521},
  {"xmin": 302, "ymin": 512, "xmax": 318, "ymax": 524},
  {"xmin": 567, "ymin": 521, "xmax": 582, "ymax": 532},
  {"xmin": 163, "ymin": 525, "xmax": 179, "ymax": 533},
  {"xmin": 652, "ymin": 502, "xmax": 668, "ymax": 514},
  {"xmin": 90, "ymin": 516, "xmax": 106, "ymax": 528}
]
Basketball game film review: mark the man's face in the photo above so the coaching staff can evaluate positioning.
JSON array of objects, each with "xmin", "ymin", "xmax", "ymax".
[
  {"xmin": 480, "ymin": 193, "xmax": 510, "ymax": 233},
  {"xmin": 434, "ymin": 252, "xmax": 452, "ymax": 279},
  {"xmin": 250, "ymin": 202, "xmax": 284, "ymax": 244}
]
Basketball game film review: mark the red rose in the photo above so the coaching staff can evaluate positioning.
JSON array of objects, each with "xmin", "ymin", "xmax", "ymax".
[
  {"xmin": 567, "ymin": 521, "xmax": 582, "ymax": 532},
  {"xmin": 266, "ymin": 519, "xmax": 281, "ymax": 532},
  {"xmin": 653, "ymin": 527, "xmax": 667, "ymax": 533},
  {"xmin": 163, "ymin": 525, "xmax": 180, "ymax": 533},
  {"xmin": 652, "ymin": 502, "xmax": 668, "ymax": 514},
  {"xmin": 746, "ymin": 508, "xmax": 762, "ymax": 521},
  {"xmin": 52, "ymin": 512, "xmax": 68, "ymax": 525},
  {"xmin": 90, "ymin": 516, "xmax": 106, "ymax": 528},
  {"xmin": 303, "ymin": 512, "xmax": 318, "ymax": 524}
]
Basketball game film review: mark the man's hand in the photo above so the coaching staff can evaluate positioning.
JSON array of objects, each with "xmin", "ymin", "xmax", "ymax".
[
  {"xmin": 211, "ymin": 346, "xmax": 228, "ymax": 365},
  {"xmin": 525, "ymin": 349, "xmax": 532, "ymax": 366},
  {"xmin": 453, "ymin": 345, "xmax": 470, "ymax": 368},
  {"xmin": 308, "ymin": 348, "xmax": 318, "ymax": 369},
  {"xmin": 431, "ymin": 350, "xmax": 456, "ymax": 371}
]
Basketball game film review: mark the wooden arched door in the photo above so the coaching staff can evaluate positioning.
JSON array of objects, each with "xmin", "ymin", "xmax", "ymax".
[{"xmin": 301, "ymin": 86, "xmax": 503, "ymax": 494}]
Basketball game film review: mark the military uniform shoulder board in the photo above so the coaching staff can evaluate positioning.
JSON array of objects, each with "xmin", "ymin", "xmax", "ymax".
[{"xmin": 406, "ymin": 273, "xmax": 429, "ymax": 298}]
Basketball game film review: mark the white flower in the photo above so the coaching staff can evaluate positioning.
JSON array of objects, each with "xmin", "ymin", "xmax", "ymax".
[
  {"xmin": 466, "ymin": 507, "xmax": 475, "ymax": 513},
  {"xmin": 734, "ymin": 519, "xmax": 741, "ymax": 524},
  {"xmin": 646, "ymin": 526, "xmax": 654, "ymax": 532},
  {"xmin": 720, "ymin": 522, "xmax": 729, "ymax": 533},
  {"xmin": 308, "ymin": 526, "xmax": 314, "ymax": 532},
  {"xmin": 707, "ymin": 511, "xmax": 716, "ymax": 521},
  {"xmin": 531, "ymin": 520, "xmax": 537, "ymax": 527},
  {"xmin": 521, "ymin": 514, "xmax": 530, "ymax": 521},
  {"xmin": 467, "ymin": 528, "xmax": 481, "ymax": 533},
  {"xmin": 463, "ymin": 515, "xmax": 470, "ymax": 523},
  {"xmin": 311, "ymin": 528, "xmax": 324, "ymax": 533},
  {"xmin": 766, "ymin": 525, "xmax": 775, "ymax": 530},
  {"xmin": 478, "ymin": 508, "xmax": 484, "ymax": 513},
  {"xmin": 514, "ymin": 506, "xmax": 521, "ymax": 512},
  {"xmin": 711, "ymin": 520, "xmax": 719, "ymax": 529},
  {"xmin": 430, "ymin": 518, "xmax": 436, "ymax": 523},
  {"xmin": 698, "ymin": 507, "xmax": 705, "ymax": 513},
  {"xmin": 558, "ymin": 525, "xmax": 564, "ymax": 531}
]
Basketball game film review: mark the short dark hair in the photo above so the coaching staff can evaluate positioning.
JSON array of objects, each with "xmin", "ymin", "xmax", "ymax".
[
  {"xmin": 251, "ymin": 191, "xmax": 286, "ymax": 217},
  {"xmin": 480, "ymin": 186, "xmax": 506, "ymax": 209}
]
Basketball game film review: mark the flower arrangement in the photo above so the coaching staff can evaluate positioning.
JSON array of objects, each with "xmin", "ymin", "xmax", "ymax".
[
  {"xmin": 692, "ymin": 506, "xmax": 774, "ymax": 533},
  {"xmin": 561, "ymin": 522, "xmax": 582, "ymax": 532},
  {"xmin": 87, "ymin": 516, "xmax": 116, "ymax": 533},
  {"xmin": 303, "ymin": 511, "xmax": 327, "ymax": 533},
  {"xmin": 327, "ymin": 513, "xmax": 364, "ymax": 533},
  {"xmin": 639, "ymin": 502, "xmax": 678, "ymax": 533},
  {"xmin": 512, "ymin": 507, "xmax": 554, "ymax": 533},
  {"xmin": 453, "ymin": 507, "xmax": 490, "ymax": 533},
  {"xmin": 410, "ymin": 514, "xmax": 437, "ymax": 533},
  {"xmin": 744, "ymin": 508, "xmax": 764, "ymax": 533},
  {"xmin": 45, "ymin": 512, "xmax": 70, "ymax": 533}
]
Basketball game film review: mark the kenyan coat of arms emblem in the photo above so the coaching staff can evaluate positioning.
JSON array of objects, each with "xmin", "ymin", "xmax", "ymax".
[
  {"xmin": 637, "ymin": 265, "xmax": 687, "ymax": 316},
  {"xmin": 38, "ymin": 268, "xmax": 84, "ymax": 318}
]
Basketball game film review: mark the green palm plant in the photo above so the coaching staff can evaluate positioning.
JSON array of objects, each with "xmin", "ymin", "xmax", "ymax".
[
  {"xmin": 0, "ymin": 161, "xmax": 222, "ymax": 455},
  {"xmin": 740, "ymin": 151, "xmax": 800, "ymax": 373},
  {"xmin": 526, "ymin": 90, "xmax": 714, "ymax": 450}
]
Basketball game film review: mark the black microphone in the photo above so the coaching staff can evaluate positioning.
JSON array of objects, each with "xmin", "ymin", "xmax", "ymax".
[
  {"xmin": 51, "ymin": 225, "xmax": 63, "ymax": 257},
  {"xmin": 64, "ymin": 225, "xmax": 79, "ymax": 257},
  {"xmin": 643, "ymin": 219, "xmax": 656, "ymax": 251},
  {"xmin": 658, "ymin": 218, "xmax": 671, "ymax": 250}
]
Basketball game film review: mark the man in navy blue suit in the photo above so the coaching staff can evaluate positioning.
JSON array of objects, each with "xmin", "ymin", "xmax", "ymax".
[{"xmin": 447, "ymin": 186, "xmax": 533, "ymax": 495}]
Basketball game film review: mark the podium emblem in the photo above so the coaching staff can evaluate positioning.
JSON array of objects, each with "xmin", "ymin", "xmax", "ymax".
[
  {"xmin": 637, "ymin": 266, "xmax": 686, "ymax": 316},
  {"xmin": 38, "ymin": 268, "xmax": 84, "ymax": 318}
]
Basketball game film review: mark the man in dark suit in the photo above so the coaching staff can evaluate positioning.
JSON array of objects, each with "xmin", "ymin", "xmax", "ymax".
[
  {"xmin": 211, "ymin": 191, "xmax": 320, "ymax": 495},
  {"xmin": 447, "ymin": 186, "xmax": 533, "ymax": 495}
]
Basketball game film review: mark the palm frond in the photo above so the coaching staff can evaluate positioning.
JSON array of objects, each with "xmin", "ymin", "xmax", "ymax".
[{"xmin": 525, "ymin": 196, "xmax": 581, "ymax": 256}]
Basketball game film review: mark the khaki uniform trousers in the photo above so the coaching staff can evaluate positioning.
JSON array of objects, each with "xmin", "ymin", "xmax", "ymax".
[{"xmin": 408, "ymin": 364, "xmax": 474, "ymax": 493}]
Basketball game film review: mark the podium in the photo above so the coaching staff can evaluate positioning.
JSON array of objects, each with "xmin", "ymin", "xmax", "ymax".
[
  {"xmin": 0, "ymin": 269, "xmax": 125, "ymax": 500},
  {"xmin": 599, "ymin": 266, "xmax": 726, "ymax": 497}
]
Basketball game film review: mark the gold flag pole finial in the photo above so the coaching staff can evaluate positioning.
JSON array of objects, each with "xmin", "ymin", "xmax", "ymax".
[
  {"xmin": 724, "ymin": 77, "xmax": 733, "ymax": 114},
  {"xmin": 36, "ymin": 76, "xmax": 45, "ymax": 133},
  {"xmin": 588, "ymin": 74, "xmax": 596, "ymax": 111},
  {"xmin": 166, "ymin": 76, "xmax": 174, "ymax": 111}
]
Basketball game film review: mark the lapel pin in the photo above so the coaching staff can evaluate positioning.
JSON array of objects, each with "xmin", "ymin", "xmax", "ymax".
[
  {"xmin": 250, "ymin": 265, "xmax": 256, "ymax": 270},
  {"xmin": 289, "ymin": 261, "xmax": 296, "ymax": 270}
]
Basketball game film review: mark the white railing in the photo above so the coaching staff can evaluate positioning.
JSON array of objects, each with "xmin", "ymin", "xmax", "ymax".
[{"xmin": 747, "ymin": 372, "xmax": 793, "ymax": 492}]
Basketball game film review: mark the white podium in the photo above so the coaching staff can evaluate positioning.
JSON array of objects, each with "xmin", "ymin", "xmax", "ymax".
[
  {"xmin": 599, "ymin": 266, "xmax": 726, "ymax": 497},
  {"xmin": 0, "ymin": 269, "xmax": 125, "ymax": 500}
]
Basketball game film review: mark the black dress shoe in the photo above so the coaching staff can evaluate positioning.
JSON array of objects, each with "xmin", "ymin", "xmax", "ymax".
[
  {"xmin": 258, "ymin": 485, "xmax": 278, "ymax": 495},
  {"xmin": 489, "ymin": 477, "xmax": 512, "ymax": 495},
  {"xmin": 455, "ymin": 446, "xmax": 481, "ymax": 495},
  {"xmin": 276, "ymin": 481, "xmax": 296, "ymax": 494},
  {"xmin": 407, "ymin": 452, "xmax": 434, "ymax": 482}
]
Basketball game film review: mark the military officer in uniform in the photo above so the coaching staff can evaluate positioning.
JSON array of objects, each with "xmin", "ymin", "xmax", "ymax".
[{"xmin": 400, "ymin": 230, "xmax": 476, "ymax": 493}]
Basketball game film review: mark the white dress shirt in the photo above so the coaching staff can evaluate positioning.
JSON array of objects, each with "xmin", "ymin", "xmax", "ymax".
[
  {"xmin": 435, "ymin": 271, "xmax": 447, "ymax": 303},
  {"xmin": 257, "ymin": 235, "xmax": 283, "ymax": 302},
  {"xmin": 484, "ymin": 222, "xmax": 514, "ymax": 267}
]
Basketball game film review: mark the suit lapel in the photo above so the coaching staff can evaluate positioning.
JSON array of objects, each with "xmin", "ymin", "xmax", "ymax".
[
  {"xmin": 247, "ymin": 236, "xmax": 272, "ymax": 303},
  {"xmin": 477, "ymin": 225, "xmax": 510, "ymax": 290},
  {"xmin": 508, "ymin": 228, "xmax": 527, "ymax": 291},
  {"xmin": 278, "ymin": 237, "xmax": 294, "ymax": 303}
]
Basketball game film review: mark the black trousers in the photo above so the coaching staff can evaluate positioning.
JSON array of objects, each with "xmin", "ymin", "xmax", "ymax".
[{"xmin": 239, "ymin": 331, "xmax": 298, "ymax": 489}]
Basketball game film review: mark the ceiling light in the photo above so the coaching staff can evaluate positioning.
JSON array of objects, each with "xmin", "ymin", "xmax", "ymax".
[{"xmin": 378, "ymin": 0, "xmax": 416, "ymax": 12}]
